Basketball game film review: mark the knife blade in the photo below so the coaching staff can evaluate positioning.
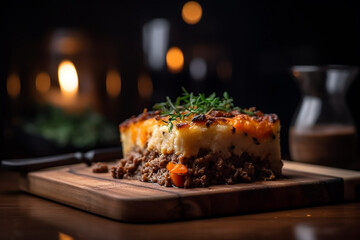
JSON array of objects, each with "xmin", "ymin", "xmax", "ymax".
[{"xmin": 1, "ymin": 146, "xmax": 123, "ymax": 172}]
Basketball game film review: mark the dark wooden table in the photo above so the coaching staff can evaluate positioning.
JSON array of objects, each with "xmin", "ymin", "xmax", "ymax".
[{"xmin": 1, "ymin": 169, "xmax": 360, "ymax": 240}]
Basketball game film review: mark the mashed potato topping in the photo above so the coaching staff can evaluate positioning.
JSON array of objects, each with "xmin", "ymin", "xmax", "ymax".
[{"xmin": 120, "ymin": 111, "xmax": 282, "ymax": 176}]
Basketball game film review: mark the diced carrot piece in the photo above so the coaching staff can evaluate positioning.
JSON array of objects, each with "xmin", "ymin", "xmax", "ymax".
[
  {"xmin": 166, "ymin": 162, "xmax": 175, "ymax": 171},
  {"xmin": 167, "ymin": 162, "xmax": 187, "ymax": 187},
  {"xmin": 170, "ymin": 173, "xmax": 184, "ymax": 188},
  {"xmin": 166, "ymin": 162, "xmax": 187, "ymax": 174}
]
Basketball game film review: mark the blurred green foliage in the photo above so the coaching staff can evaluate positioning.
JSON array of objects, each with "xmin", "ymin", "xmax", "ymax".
[{"xmin": 23, "ymin": 105, "xmax": 118, "ymax": 149}]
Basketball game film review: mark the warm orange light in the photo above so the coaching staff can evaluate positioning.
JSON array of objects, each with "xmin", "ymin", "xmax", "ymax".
[
  {"xmin": 56, "ymin": 36, "xmax": 80, "ymax": 55},
  {"xmin": 166, "ymin": 47, "xmax": 184, "ymax": 73},
  {"xmin": 7, "ymin": 73, "xmax": 21, "ymax": 98},
  {"xmin": 137, "ymin": 74, "xmax": 153, "ymax": 98},
  {"xmin": 182, "ymin": 1, "xmax": 202, "ymax": 25},
  {"xmin": 292, "ymin": 70, "xmax": 300, "ymax": 79},
  {"xmin": 58, "ymin": 60, "xmax": 78, "ymax": 96},
  {"xmin": 106, "ymin": 70, "xmax": 121, "ymax": 98},
  {"xmin": 59, "ymin": 232, "xmax": 74, "ymax": 240},
  {"xmin": 35, "ymin": 72, "xmax": 51, "ymax": 93}
]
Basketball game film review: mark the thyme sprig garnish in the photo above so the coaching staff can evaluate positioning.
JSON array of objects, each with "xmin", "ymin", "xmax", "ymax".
[{"xmin": 153, "ymin": 87, "xmax": 254, "ymax": 132}]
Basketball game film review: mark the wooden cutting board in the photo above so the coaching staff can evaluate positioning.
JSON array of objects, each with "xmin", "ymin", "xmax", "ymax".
[{"xmin": 18, "ymin": 160, "xmax": 360, "ymax": 223}]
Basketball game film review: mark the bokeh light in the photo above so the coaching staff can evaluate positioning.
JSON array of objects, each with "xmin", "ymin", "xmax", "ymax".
[
  {"xmin": 137, "ymin": 74, "xmax": 153, "ymax": 98},
  {"xmin": 35, "ymin": 72, "xmax": 51, "ymax": 93},
  {"xmin": 7, "ymin": 73, "xmax": 21, "ymax": 98},
  {"xmin": 182, "ymin": 1, "xmax": 202, "ymax": 25},
  {"xmin": 106, "ymin": 70, "xmax": 121, "ymax": 98},
  {"xmin": 190, "ymin": 58, "xmax": 207, "ymax": 81},
  {"xmin": 58, "ymin": 60, "xmax": 79, "ymax": 96},
  {"xmin": 166, "ymin": 47, "xmax": 184, "ymax": 73}
]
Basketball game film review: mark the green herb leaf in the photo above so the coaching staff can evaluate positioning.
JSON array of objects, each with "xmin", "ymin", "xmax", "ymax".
[{"xmin": 153, "ymin": 88, "xmax": 254, "ymax": 132}]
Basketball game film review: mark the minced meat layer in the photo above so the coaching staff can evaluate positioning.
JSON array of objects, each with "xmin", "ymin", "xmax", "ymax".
[{"xmin": 111, "ymin": 148, "xmax": 276, "ymax": 188}]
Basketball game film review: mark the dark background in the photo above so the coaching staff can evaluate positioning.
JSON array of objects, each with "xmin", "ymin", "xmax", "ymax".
[{"xmin": 1, "ymin": 0, "xmax": 360, "ymax": 159}]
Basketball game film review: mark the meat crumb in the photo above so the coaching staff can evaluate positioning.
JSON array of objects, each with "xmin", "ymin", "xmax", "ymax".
[
  {"xmin": 112, "ymin": 148, "xmax": 277, "ymax": 188},
  {"xmin": 92, "ymin": 162, "xmax": 109, "ymax": 173}
]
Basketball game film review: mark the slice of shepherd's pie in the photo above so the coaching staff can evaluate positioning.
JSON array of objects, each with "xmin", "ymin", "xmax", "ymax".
[{"xmin": 111, "ymin": 88, "xmax": 282, "ymax": 188}]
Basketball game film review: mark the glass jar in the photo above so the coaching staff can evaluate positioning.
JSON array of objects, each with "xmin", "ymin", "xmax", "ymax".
[{"xmin": 289, "ymin": 65, "xmax": 358, "ymax": 168}]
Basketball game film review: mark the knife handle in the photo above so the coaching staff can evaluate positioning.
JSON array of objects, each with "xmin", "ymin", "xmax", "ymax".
[{"xmin": 1, "ymin": 153, "xmax": 83, "ymax": 172}]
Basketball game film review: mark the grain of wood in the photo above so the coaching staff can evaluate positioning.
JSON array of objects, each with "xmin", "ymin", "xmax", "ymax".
[{"xmin": 18, "ymin": 160, "xmax": 360, "ymax": 222}]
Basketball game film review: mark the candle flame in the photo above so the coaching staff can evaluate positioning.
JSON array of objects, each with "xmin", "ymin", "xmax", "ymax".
[{"xmin": 58, "ymin": 60, "xmax": 78, "ymax": 96}]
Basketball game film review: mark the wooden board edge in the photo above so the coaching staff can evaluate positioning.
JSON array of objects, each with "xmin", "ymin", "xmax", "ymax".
[
  {"xmin": 18, "ymin": 172, "xmax": 186, "ymax": 222},
  {"xmin": 18, "ymin": 167, "xmax": 345, "ymax": 223},
  {"xmin": 283, "ymin": 160, "xmax": 360, "ymax": 201}
]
